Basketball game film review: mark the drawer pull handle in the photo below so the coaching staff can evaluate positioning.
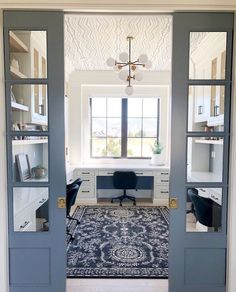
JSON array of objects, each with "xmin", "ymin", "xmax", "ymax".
[
  {"xmin": 83, "ymin": 179, "xmax": 90, "ymax": 182},
  {"xmin": 161, "ymin": 191, "xmax": 169, "ymax": 194},
  {"xmin": 81, "ymin": 190, "xmax": 90, "ymax": 193},
  {"xmin": 20, "ymin": 221, "xmax": 30, "ymax": 229},
  {"xmin": 161, "ymin": 180, "xmax": 169, "ymax": 182},
  {"xmin": 161, "ymin": 172, "xmax": 169, "ymax": 175},
  {"xmin": 82, "ymin": 172, "xmax": 90, "ymax": 175},
  {"xmin": 136, "ymin": 172, "xmax": 144, "ymax": 175},
  {"xmin": 107, "ymin": 172, "xmax": 114, "ymax": 175},
  {"xmin": 39, "ymin": 198, "xmax": 46, "ymax": 204}
]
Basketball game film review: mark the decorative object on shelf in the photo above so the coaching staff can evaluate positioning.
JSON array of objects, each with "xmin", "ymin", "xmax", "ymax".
[
  {"xmin": 10, "ymin": 86, "xmax": 16, "ymax": 102},
  {"xmin": 11, "ymin": 58, "xmax": 19, "ymax": 71},
  {"xmin": 31, "ymin": 165, "xmax": 47, "ymax": 179},
  {"xmin": 106, "ymin": 36, "xmax": 152, "ymax": 95},
  {"xmin": 150, "ymin": 139, "xmax": 164, "ymax": 165},
  {"xmin": 15, "ymin": 153, "xmax": 31, "ymax": 181}
]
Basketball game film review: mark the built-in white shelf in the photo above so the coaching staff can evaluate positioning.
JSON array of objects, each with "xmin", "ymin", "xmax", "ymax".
[
  {"xmin": 10, "ymin": 66, "xmax": 28, "ymax": 79},
  {"xmin": 12, "ymin": 139, "xmax": 48, "ymax": 146},
  {"xmin": 9, "ymin": 31, "xmax": 29, "ymax": 53},
  {"xmin": 11, "ymin": 101, "xmax": 29, "ymax": 112},
  {"xmin": 195, "ymin": 139, "xmax": 223, "ymax": 145}
]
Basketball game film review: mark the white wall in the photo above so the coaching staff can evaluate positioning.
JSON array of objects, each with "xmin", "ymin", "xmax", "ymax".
[
  {"xmin": 68, "ymin": 70, "xmax": 171, "ymax": 165},
  {"xmin": 0, "ymin": 9, "xmax": 9, "ymax": 292}
]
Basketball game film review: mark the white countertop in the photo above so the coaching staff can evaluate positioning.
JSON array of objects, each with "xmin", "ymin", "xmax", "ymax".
[
  {"xmin": 68, "ymin": 163, "xmax": 170, "ymax": 171},
  {"xmin": 188, "ymin": 171, "xmax": 222, "ymax": 182}
]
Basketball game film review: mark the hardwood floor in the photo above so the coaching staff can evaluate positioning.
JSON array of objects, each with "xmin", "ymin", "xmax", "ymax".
[{"xmin": 67, "ymin": 279, "xmax": 168, "ymax": 292}]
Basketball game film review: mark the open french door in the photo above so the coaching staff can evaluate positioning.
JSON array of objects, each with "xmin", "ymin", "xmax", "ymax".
[
  {"xmin": 169, "ymin": 12, "xmax": 233, "ymax": 292},
  {"xmin": 4, "ymin": 11, "xmax": 66, "ymax": 292}
]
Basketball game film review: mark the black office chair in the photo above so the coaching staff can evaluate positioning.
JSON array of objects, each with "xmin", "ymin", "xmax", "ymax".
[
  {"xmin": 66, "ymin": 179, "xmax": 82, "ymax": 239},
  {"xmin": 187, "ymin": 188, "xmax": 222, "ymax": 230},
  {"xmin": 111, "ymin": 171, "xmax": 137, "ymax": 206}
]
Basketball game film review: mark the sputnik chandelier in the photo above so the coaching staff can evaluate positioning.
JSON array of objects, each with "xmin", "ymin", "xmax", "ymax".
[{"xmin": 106, "ymin": 36, "xmax": 152, "ymax": 95}]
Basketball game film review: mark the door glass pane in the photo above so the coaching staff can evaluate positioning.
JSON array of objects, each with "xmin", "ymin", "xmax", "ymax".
[
  {"xmin": 12, "ymin": 136, "xmax": 48, "ymax": 182},
  {"xmin": 187, "ymin": 137, "xmax": 223, "ymax": 182},
  {"xmin": 13, "ymin": 187, "xmax": 49, "ymax": 232},
  {"xmin": 11, "ymin": 84, "xmax": 48, "ymax": 131},
  {"xmin": 188, "ymin": 85, "xmax": 225, "ymax": 132},
  {"xmin": 9, "ymin": 31, "xmax": 47, "ymax": 79},
  {"xmin": 186, "ymin": 188, "xmax": 222, "ymax": 232},
  {"xmin": 189, "ymin": 32, "xmax": 227, "ymax": 80}
]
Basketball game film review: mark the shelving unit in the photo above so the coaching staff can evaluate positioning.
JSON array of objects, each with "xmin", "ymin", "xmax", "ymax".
[
  {"xmin": 11, "ymin": 101, "xmax": 29, "ymax": 112},
  {"xmin": 10, "ymin": 66, "xmax": 28, "ymax": 79},
  {"xmin": 195, "ymin": 139, "xmax": 223, "ymax": 145},
  {"xmin": 12, "ymin": 139, "xmax": 48, "ymax": 146},
  {"xmin": 9, "ymin": 31, "xmax": 29, "ymax": 53}
]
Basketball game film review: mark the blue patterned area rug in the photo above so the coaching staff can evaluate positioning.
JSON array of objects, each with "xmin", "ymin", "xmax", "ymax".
[{"xmin": 67, "ymin": 206, "xmax": 169, "ymax": 278}]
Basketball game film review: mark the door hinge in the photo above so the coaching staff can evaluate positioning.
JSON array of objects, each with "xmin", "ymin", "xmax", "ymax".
[{"xmin": 169, "ymin": 197, "xmax": 178, "ymax": 209}]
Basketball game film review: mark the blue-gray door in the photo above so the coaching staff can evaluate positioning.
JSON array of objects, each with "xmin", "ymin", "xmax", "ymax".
[
  {"xmin": 169, "ymin": 13, "xmax": 233, "ymax": 292},
  {"xmin": 4, "ymin": 11, "xmax": 66, "ymax": 292}
]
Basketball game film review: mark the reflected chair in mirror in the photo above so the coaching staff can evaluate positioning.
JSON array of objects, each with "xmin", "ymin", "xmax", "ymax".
[
  {"xmin": 66, "ymin": 179, "xmax": 82, "ymax": 240},
  {"xmin": 111, "ymin": 171, "xmax": 137, "ymax": 206},
  {"xmin": 187, "ymin": 188, "xmax": 222, "ymax": 231}
]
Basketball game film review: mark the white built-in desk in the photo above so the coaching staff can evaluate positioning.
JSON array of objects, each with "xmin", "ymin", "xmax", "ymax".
[{"xmin": 67, "ymin": 164, "xmax": 170, "ymax": 206}]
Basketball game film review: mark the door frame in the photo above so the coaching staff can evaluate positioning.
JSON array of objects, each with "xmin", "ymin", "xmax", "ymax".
[{"xmin": 0, "ymin": 6, "xmax": 236, "ymax": 292}]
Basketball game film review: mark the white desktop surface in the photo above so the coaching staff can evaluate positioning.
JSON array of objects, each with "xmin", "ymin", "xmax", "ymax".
[{"xmin": 68, "ymin": 163, "xmax": 169, "ymax": 171}]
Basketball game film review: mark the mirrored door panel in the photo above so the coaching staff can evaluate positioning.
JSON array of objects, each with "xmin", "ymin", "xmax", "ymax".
[
  {"xmin": 12, "ymin": 136, "xmax": 48, "ymax": 183},
  {"xmin": 13, "ymin": 187, "xmax": 49, "ymax": 232},
  {"xmin": 186, "ymin": 187, "xmax": 222, "ymax": 233},
  {"xmin": 189, "ymin": 32, "xmax": 227, "ymax": 80},
  {"xmin": 9, "ymin": 30, "xmax": 47, "ymax": 79},
  {"xmin": 10, "ymin": 84, "xmax": 48, "ymax": 131}
]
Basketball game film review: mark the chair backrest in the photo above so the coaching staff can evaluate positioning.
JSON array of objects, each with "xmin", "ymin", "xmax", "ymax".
[
  {"xmin": 187, "ymin": 188, "xmax": 222, "ymax": 228},
  {"xmin": 113, "ymin": 171, "xmax": 137, "ymax": 190},
  {"xmin": 66, "ymin": 183, "xmax": 80, "ymax": 215}
]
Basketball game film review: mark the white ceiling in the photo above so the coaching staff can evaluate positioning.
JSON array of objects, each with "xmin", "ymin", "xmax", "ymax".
[{"xmin": 64, "ymin": 14, "xmax": 172, "ymax": 75}]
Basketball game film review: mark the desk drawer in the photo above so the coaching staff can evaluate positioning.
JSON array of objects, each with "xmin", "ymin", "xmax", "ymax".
[
  {"xmin": 14, "ymin": 211, "xmax": 35, "ymax": 232},
  {"xmin": 81, "ymin": 177, "xmax": 95, "ymax": 187},
  {"xmin": 155, "ymin": 185, "xmax": 169, "ymax": 199},
  {"xmin": 78, "ymin": 186, "xmax": 95, "ymax": 198},
  {"xmin": 75, "ymin": 169, "xmax": 95, "ymax": 177},
  {"xmin": 155, "ymin": 171, "xmax": 169, "ymax": 184},
  {"xmin": 98, "ymin": 170, "xmax": 153, "ymax": 176}
]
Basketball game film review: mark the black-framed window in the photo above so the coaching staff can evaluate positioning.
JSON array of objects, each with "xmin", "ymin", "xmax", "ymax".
[{"xmin": 90, "ymin": 97, "xmax": 160, "ymax": 158}]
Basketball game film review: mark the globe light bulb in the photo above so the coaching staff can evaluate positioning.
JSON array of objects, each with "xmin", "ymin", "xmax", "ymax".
[
  {"xmin": 135, "ymin": 72, "xmax": 143, "ymax": 81},
  {"xmin": 106, "ymin": 57, "xmax": 116, "ymax": 67},
  {"xmin": 138, "ymin": 54, "xmax": 148, "ymax": 63},
  {"xmin": 119, "ymin": 52, "xmax": 129, "ymax": 62},
  {"xmin": 125, "ymin": 85, "xmax": 134, "ymax": 96},
  {"xmin": 113, "ymin": 65, "xmax": 120, "ymax": 72},
  {"xmin": 118, "ymin": 70, "xmax": 128, "ymax": 81},
  {"xmin": 145, "ymin": 60, "xmax": 152, "ymax": 69}
]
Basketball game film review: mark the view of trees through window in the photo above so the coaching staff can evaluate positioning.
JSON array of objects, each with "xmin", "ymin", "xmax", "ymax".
[{"xmin": 90, "ymin": 97, "xmax": 160, "ymax": 158}]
